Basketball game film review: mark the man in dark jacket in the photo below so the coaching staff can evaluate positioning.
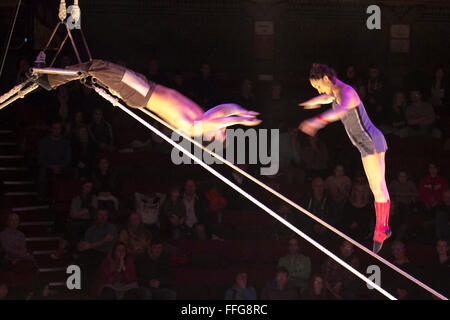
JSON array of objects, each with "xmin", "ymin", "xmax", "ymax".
[{"xmin": 135, "ymin": 239, "xmax": 176, "ymax": 300}]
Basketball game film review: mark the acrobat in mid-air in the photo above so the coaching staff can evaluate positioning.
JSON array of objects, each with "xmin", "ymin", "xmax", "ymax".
[
  {"xmin": 298, "ymin": 63, "xmax": 391, "ymax": 253},
  {"xmin": 33, "ymin": 59, "xmax": 261, "ymax": 139}
]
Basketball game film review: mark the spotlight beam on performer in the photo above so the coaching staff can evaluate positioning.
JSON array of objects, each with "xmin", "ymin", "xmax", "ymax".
[{"xmin": 91, "ymin": 84, "xmax": 397, "ymax": 300}]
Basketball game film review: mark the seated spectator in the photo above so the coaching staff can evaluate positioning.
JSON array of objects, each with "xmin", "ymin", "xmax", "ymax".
[
  {"xmin": 72, "ymin": 126, "xmax": 98, "ymax": 180},
  {"xmin": 88, "ymin": 107, "xmax": 115, "ymax": 151},
  {"xmin": 222, "ymin": 164, "xmax": 255, "ymax": 210},
  {"xmin": 428, "ymin": 66, "xmax": 449, "ymax": 117},
  {"xmin": 182, "ymin": 179, "xmax": 208, "ymax": 240},
  {"xmin": 364, "ymin": 65, "xmax": 387, "ymax": 126},
  {"xmin": 37, "ymin": 120, "xmax": 72, "ymax": 200},
  {"xmin": 298, "ymin": 177, "xmax": 338, "ymax": 244},
  {"xmin": 135, "ymin": 191, "xmax": 166, "ymax": 237},
  {"xmin": 261, "ymin": 266, "xmax": 300, "ymax": 300},
  {"xmin": 160, "ymin": 184, "xmax": 189, "ymax": 240},
  {"xmin": 135, "ymin": 238, "xmax": 176, "ymax": 300},
  {"xmin": 419, "ymin": 162, "xmax": 448, "ymax": 214},
  {"xmin": 236, "ymin": 78, "xmax": 256, "ymax": 111},
  {"xmin": 405, "ymin": 89, "xmax": 441, "ymax": 138},
  {"xmin": 382, "ymin": 91, "xmax": 409, "ymax": 137},
  {"xmin": 262, "ymin": 81, "xmax": 290, "ymax": 129},
  {"xmin": 277, "ymin": 237, "xmax": 311, "ymax": 293},
  {"xmin": 96, "ymin": 242, "xmax": 139, "ymax": 300},
  {"xmin": 301, "ymin": 274, "xmax": 330, "ymax": 300},
  {"xmin": 426, "ymin": 239, "xmax": 450, "ymax": 298},
  {"xmin": 325, "ymin": 164, "xmax": 352, "ymax": 206},
  {"xmin": 341, "ymin": 65, "xmax": 365, "ymax": 98},
  {"xmin": 341, "ymin": 183, "xmax": 374, "ymax": 242},
  {"xmin": 269, "ymin": 203, "xmax": 297, "ymax": 240},
  {"xmin": 119, "ymin": 213, "xmax": 151, "ymax": 257},
  {"xmin": 92, "ymin": 157, "xmax": 119, "ymax": 194},
  {"xmin": 77, "ymin": 209, "xmax": 118, "ymax": 287},
  {"xmin": 322, "ymin": 240, "xmax": 361, "ymax": 300},
  {"xmin": 25, "ymin": 280, "xmax": 58, "ymax": 300},
  {"xmin": 278, "ymin": 127, "xmax": 305, "ymax": 184},
  {"xmin": 92, "ymin": 189, "xmax": 120, "ymax": 222},
  {"xmin": 389, "ymin": 170, "xmax": 418, "ymax": 214},
  {"xmin": 384, "ymin": 241, "xmax": 422, "ymax": 299},
  {"xmin": 300, "ymin": 135, "xmax": 329, "ymax": 180},
  {"xmin": 67, "ymin": 180, "xmax": 96, "ymax": 253},
  {"xmin": 192, "ymin": 62, "xmax": 219, "ymax": 107},
  {"xmin": 0, "ymin": 213, "xmax": 36, "ymax": 268},
  {"xmin": 435, "ymin": 189, "xmax": 450, "ymax": 241},
  {"xmin": 65, "ymin": 110, "xmax": 87, "ymax": 142},
  {"xmin": 225, "ymin": 271, "xmax": 257, "ymax": 300}
]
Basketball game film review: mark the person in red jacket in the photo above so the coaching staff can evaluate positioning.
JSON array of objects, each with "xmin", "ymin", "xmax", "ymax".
[
  {"xmin": 96, "ymin": 242, "xmax": 139, "ymax": 300},
  {"xmin": 419, "ymin": 162, "xmax": 449, "ymax": 212}
]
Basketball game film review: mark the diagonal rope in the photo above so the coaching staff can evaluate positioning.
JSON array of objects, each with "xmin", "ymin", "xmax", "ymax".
[
  {"xmin": 91, "ymin": 84, "xmax": 397, "ymax": 300},
  {"xmin": 137, "ymin": 107, "xmax": 447, "ymax": 300}
]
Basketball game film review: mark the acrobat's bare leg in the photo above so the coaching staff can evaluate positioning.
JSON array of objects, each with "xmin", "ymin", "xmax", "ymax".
[{"xmin": 361, "ymin": 152, "xmax": 392, "ymax": 253}]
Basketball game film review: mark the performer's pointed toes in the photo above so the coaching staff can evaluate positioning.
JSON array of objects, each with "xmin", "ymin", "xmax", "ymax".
[{"xmin": 372, "ymin": 229, "xmax": 392, "ymax": 254}]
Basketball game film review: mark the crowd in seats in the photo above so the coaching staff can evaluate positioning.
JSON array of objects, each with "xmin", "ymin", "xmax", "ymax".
[{"xmin": 1, "ymin": 53, "xmax": 450, "ymax": 300}]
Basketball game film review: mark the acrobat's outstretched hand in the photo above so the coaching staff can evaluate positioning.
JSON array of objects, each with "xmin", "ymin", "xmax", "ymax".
[{"xmin": 199, "ymin": 104, "xmax": 261, "ymax": 141}]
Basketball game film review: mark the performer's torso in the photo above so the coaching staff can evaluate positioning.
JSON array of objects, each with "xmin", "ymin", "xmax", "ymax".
[{"xmin": 332, "ymin": 99, "xmax": 378, "ymax": 141}]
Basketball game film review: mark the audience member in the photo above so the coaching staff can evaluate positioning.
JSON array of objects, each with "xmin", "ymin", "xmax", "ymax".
[
  {"xmin": 384, "ymin": 241, "xmax": 422, "ymax": 299},
  {"xmin": 224, "ymin": 271, "xmax": 257, "ymax": 300},
  {"xmin": 92, "ymin": 189, "xmax": 120, "ymax": 222},
  {"xmin": 325, "ymin": 164, "xmax": 352, "ymax": 206},
  {"xmin": 279, "ymin": 127, "xmax": 305, "ymax": 184},
  {"xmin": 65, "ymin": 110, "xmax": 87, "ymax": 141},
  {"xmin": 426, "ymin": 239, "xmax": 450, "ymax": 298},
  {"xmin": 135, "ymin": 238, "xmax": 176, "ymax": 300},
  {"xmin": 419, "ymin": 162, "xmax": 448, "ymax": 213},
  {"xmin": 364, "ymin": 65, "xmax": 386, "ymax": 125},
  {"xmin": 135, "ymin": 191, "xmax": 165, "ymax": 237},
  {"xmin": 382, "ymin": 91, "xmax": 409, "ymax": 137},
  {"xmin": 88, "ymin": 107, "xmax": 115, "ymax": 151},
  {"xmin": 77, "ymin": 209, "xmax": 118, "ymax": 287},
  {"xmin": 67, "ymin": 180, "xmax": 96, "ymax": 253},
  {"xmin": 37, "ymin": 120, "xmax": 72, "ymax": 200},
  {"xmin": 119, "ymin": 213, "xmax": 151, "ymax": 257},
  {"xmin": 300, "ymin": 135, "xmax": 329, "ymax": 180},
  {"xmin": 301, "ymin": 274, "xmax": 330, "ymax": 300},
  {"xmin": 298, "ymin": 177, "xmax": 338, "ymax": 243},
  {"xmin": 160, "ymin": 184, "xmax": 189, "ymax": 240},
  {"xmin": 277, "ymin": 237, "xmax": 311, "ymax": 293},
  {"xmin": 72, "ymin": 126, "xmax": 98, "ymax": 180},
  {"xmin": 262, "ymin": 81, "xmax": 290, "ymax": 129},
  {"xmin": 0, "ymin": 213, "xmax": 36, "ymax": 268},
  {"xmin": 182, "ymin": 179, "xmax": 208, "ymax": 240},
  {"xmin": 341, "ymin": 65, "xmax": 365, "ymax": 98},
  {"xmin": 429, "ymin": 66, "xmax": 449, "ymax": 117},
  {"xmin": 96, "ymin": 242, "xmax": 139, "ymax": 299},
  {"xmin": 91, "ymin": 157, "xmax": 119, "ymax": 194},
  {"xmin": 322, "ymin": 240, "xmax": 361, "ymax": 299},
  {"xmin": 192, "ymin": 62, "xmax": 219, "ymax": 107},
  {"xmin": 389, "ymin": 170, "xmax": 418, "ymax": 214},
  {"xmin": 341, "ymin": 183, "xmax": 374, "ymax": 242},
  {"xmin": 260, "ymin": 266, "xmax": 300, "ymax": 300},
  {"xmin": 236, "ymin": 78, "xmax": 256, "ymax": 110},
  {"xmin": 405, "ymin": 89, "xmax": 441, "ymax": 138}
]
